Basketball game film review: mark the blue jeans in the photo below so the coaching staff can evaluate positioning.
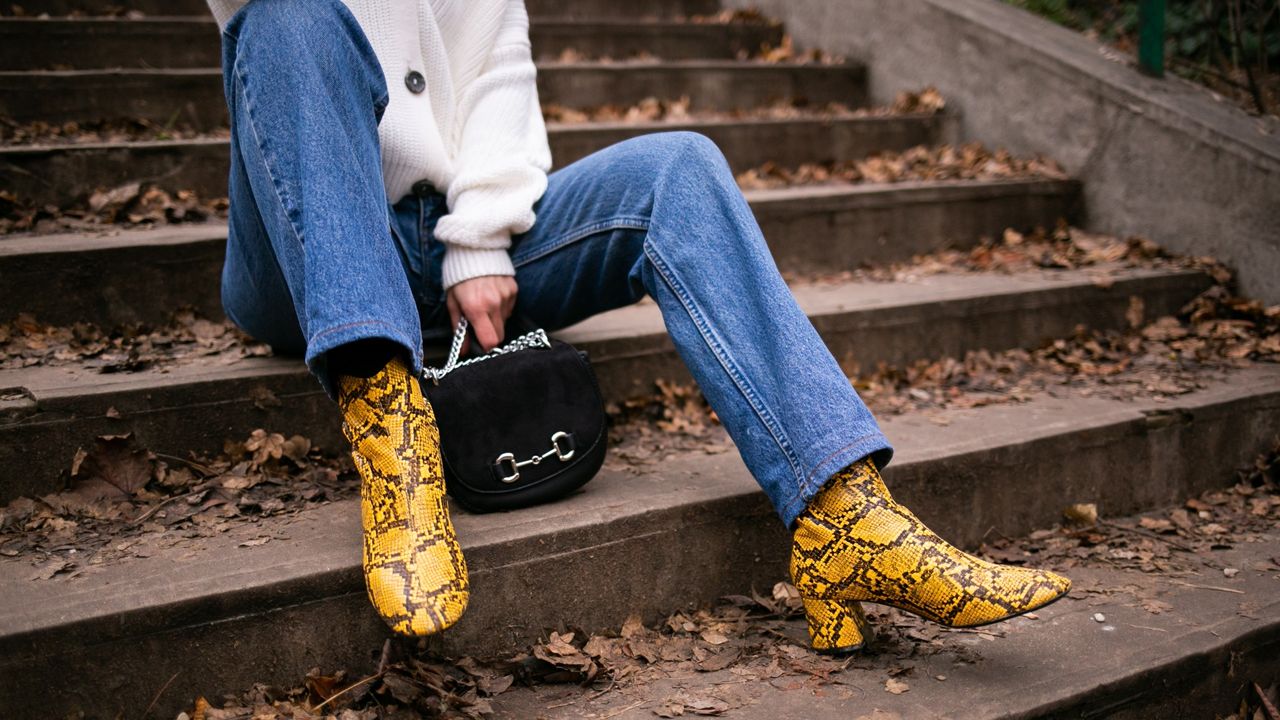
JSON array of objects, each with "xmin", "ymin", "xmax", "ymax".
[{"xmin": 218, "ymin": 0, "xmax": 892, "ymax": 527}]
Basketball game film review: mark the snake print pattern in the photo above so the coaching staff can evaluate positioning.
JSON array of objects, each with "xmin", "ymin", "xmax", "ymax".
[
  {"xmin": 338, "ymin": 357, "xmax": 469, "ymax": 636},
  {"xmin": 791, "ymin": 458, "xmax": 1069, "ymax": 647},
  {"xmin": 801, "ymin": 596, "xmax": 871, "ymax": 654}
]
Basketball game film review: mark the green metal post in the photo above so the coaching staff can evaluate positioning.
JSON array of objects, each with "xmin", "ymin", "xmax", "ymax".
[{"xmin": 1138, "ymin": 0, "xmax": 1166, "ymax": 77}]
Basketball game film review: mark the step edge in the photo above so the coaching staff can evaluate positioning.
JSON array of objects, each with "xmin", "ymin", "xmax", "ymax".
[
  {"xmin": 0, "ymin": 176, "xmax": 1075, "ymax": 256},
  {"xmin": 2, "ymin": 366, "xmax": 1277, "ymax": 654},
  {"xmin": 0, "ymin": 59, "xmax": 866, "ymax": 79},
  {"xmin": 0, "ymin": 265, "xmax": 1208, "ymax": 403},
  {"xmin": 0, "ymin": 17, "xmax": 777, "ymax": 28},
  {"xmin": 1005, "ymin": 606, "xmax": 1280, "ymax": 719},
  {"xmin": 0, "ymin": 111, "xmax": 950, "ymax": 156}
]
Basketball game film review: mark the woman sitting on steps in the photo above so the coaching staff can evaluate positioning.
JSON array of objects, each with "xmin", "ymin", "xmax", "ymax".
[{"xmin": 206, "ymin": 0, "xmax": 1069, "ymax": 653}]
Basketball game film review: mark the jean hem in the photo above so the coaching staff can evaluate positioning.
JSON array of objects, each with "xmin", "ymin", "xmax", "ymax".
[
  {"xmin": 305, "ymin": 319, "xmax": 424, "ymax": 400},
  {"xmin": 776, "ymin": 432, "xmax": 895, "ymax": 529}
]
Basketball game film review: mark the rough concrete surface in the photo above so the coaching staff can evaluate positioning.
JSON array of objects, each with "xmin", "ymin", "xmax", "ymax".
[
  {"xmin": 0, "ymin": 266, "xmax": 1206, "ymax": 499},
  {"xmin": 494, "ymin": 537, "xmax": 1280, "ymax": 719},
  {"xmin": 0, "ymin": 62, "xmax": 868, "ymax": 127},
  {"xmin": 1, "ymin": 113, "xmax": 956, "ymax": 206},
  {"xmin": 1, "ymin": 365, "xmax": 1277, "ymax": 718},
  {"xmin": 0, "ymin": 18, "xmax": 784, "ymax": 70},
  {"xmin": 0, "ymin": 179, "xmax": 1075, "ymax": 327},
  {"xmin": 7, "ymin": 0, "xmax": 720, "ymax": 19},
  {"xmin": 722, "ymin": 0, "xmax": 1280, "ymax": 304}
]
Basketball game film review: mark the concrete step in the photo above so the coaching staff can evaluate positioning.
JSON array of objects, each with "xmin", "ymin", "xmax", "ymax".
[
  {"xmin": 3, "ymin": 113, "xmax": 957, "ymax": 208},
  {"xmin": 0, "ymin": 179, "xmax": 1079, "ymax": 327},
  {"xmin": 0, "ymin": 61, "xmax": 867, "ymax": 128},
  {"xmin": 2, "ymin": 0, "xmax": 721, "ymax": 19},
  {"xmin": 0, "ymin": 17, "xmax": 784, "ymax": 70},
  {"xmin": 2, "ymin": 363, "xmax": 1276, "ymax": 718},
  {"xmin": 495, "ymin": 529, "xmax": 1280, "ymax": 719},
  {"xmin": 0, "ymin": 265, "xmax": 1211, "ymax": 501}
]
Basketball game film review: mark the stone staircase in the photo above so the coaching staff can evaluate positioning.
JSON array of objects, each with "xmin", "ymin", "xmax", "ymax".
[{"xmin": 1, "ymin": 1, "xmax": 1277, "ymax": 718}]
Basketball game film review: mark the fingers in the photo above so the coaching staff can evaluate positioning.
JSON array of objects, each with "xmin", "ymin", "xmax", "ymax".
[
  {"xmin": 471, "ymin": 312, "xmax": 501, "ymax": 352},
  {"xmin": 501, "ymin": 283, "xmax": 517, "ymax": 321},
  {"xmin": 489, "ymin": 304, "xmax": 507, "ymax": 348},
  {"xmin": 445, "ymin": 276, "xmax": 519, "ymax": 354}
]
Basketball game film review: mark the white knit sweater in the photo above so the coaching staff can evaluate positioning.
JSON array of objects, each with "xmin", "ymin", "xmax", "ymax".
[{"xmin": 207, "ymin": 0, "xmax": 553, "ymax": 289}]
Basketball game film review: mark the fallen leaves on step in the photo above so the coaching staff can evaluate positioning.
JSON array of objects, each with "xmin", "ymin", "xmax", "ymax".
[
  {"xmin": 68, "ymin": 433, "xmax": 158, "ymax": 500},
  {"xmin": 96, "ymin": 182, "xmax": 227, "ymax": 226},
  {"xmin": 612, "ymin": 228, "xmax": 1276, "ymax": 439},
  {"xmin": 170, "ymin": 438, "xmax": 1279, "ymax": 719},
  {"xmin": 0, "ymin": 116, "xmax": 226, "ymax": 146},
  {"xmin": 749, "ymin": 33, "xmax": 846, "ymax": 65},
  {"xmin": 836, "ymin": 228, "xmax": 1277, "ymax": 417},
  {"xmin": 541, "ymin": 89, "xmax": 945, "ymax": 125},
  {"xmin": 190, "ymin": 593, "xmax": 980, "ymax": 717},
  {"xmin": 981, "ymin": 437, "xmax": 1280, "ymax": 579},
  {"xmin": 184, "ymin": 581, "xmax": 862, "ymax": 719},
  {"xmin": 2, "ymin": 5, "xmax": 145, "ymax": 18},
  {"xmin": 688, "ymin": 8, "xmax": 780, "ymax": 26},
  {"xmin": 1063, "ymin": 503, "xmax": 1099, "ymax": 526},
  {"xmin": 605, "ymin": 378, "xmax": 725, "ymax": 465},
  {"xmin": 0, "ymin": 308, "xmax": 271, "ymax": 372},
  {"xmin": 545, "ymin": 46, "xmax": 659, "ymax": 64},
  {"xmin": 4, "ymin": 82, "xmax": 954, "ymax": 236},
  {"xmin": 736, "ymin": 142, "xmax": 1067, "ymax": 190},
  {"xmin": 2, "ymin": 181, "xmax": 229, "ymax": 235},
  {"xmin": 891, "ymin": 87, "xmax": 946, "ymax": 114},
  {"xmin": 653, "ymin": 692, "xmax": 731, "ymax": 716},
  {"xmin": 0, "ymin": 429, "xmax": 355, "ymax": 571}
]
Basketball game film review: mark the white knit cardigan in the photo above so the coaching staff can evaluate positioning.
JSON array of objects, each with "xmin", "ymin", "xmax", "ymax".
[{"xmin": 207, "ymin": 0, "xmax": 553, "ymax": 289}]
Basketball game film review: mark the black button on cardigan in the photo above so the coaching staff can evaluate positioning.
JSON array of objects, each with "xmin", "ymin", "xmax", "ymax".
[{"xmin": 405, "ymin": 70, "xmax": 426, "ymax": 94}]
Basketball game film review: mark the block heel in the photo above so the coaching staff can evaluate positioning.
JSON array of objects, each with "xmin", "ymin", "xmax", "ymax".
[{"xmin": 802, "ymin": 596, "xmax": 871, "ymax": 654}]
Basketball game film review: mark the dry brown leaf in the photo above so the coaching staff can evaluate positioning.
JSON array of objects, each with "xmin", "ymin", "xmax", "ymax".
[
  {"xmin": 699, "ymin": 629, "xmax": 729, "ymax": 645},
  {"xmin": 546, "ymin": 631, "xmax": 579, "ymax": 656},
  {"xmin": 1064, "ymin": 503, "xmax": 1099, "ymax": 526},
  {"xmin": 1127, "ymin": 296, "xmax": 1146, "ymax": 329},
  {"xmin": 885, "ymin": 677, "xmax": 910, "ymax": 694},
  {"xmin": 70, "ymin": 433, "xmax": 157, "ymax": 499}
]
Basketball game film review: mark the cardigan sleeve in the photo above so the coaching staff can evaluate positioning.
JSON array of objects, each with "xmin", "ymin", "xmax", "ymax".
[{"xmin": 433, "ymin": 0, "xmax": 553, "ymax": 290}]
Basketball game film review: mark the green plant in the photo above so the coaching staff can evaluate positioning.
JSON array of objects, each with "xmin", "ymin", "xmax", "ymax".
[{"xmin": 1006, "ymin": 0, "xmax": 1280, "ymax": 115}]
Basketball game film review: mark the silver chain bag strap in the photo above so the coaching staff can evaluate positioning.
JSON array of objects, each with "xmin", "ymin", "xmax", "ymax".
[{"xmin": 422, "ymin": 318, "xmax": 552, "ymax": 384}]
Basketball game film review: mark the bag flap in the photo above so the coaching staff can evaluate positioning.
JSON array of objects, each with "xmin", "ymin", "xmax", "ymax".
[{"xmin": 424, "ymin": 341, "xmax": 606, "ymax": 495}]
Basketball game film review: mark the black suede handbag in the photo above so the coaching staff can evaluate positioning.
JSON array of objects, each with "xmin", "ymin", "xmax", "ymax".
[{"xmin": 420, "ymin": 318, "xmax": 608, "ymax": 513}]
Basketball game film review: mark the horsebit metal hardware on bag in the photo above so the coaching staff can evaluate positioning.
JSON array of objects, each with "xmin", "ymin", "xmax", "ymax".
[
  {"xmin": 495, "ymin": 431, "xmax": 576, "ymax": 484},
  {"xmin": 422, "ymin": 317, "xmax": 552, "ymax": 384}
]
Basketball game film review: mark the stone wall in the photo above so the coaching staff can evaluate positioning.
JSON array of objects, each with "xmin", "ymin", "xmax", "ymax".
[{"xmin": 728, "ymin": 0, "xmax": 1280, "ymax": 303}]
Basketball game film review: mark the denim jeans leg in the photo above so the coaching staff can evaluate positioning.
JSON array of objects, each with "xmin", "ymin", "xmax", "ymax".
[
  {"xmin": 509, "ymin": 132, "xmax": 893, "ymax": 527},
  {"xmin": 217, "ymin": 0, "xmax": 424, "ymax": 395}
]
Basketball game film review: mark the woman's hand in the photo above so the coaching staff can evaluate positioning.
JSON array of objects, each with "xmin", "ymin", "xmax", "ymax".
[{"xmin": 447, "ymin": 275, "xmax": 518, "ymax": 354}]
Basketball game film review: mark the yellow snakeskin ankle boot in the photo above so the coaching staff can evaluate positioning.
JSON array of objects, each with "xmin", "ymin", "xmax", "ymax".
[
  {"xmin": 791, "ymin": 457, "xmax": 1069, "ymax": 650},
  {"xmin": 338, "ymin": 356, "xmax": 469, "ymax": 636}
]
